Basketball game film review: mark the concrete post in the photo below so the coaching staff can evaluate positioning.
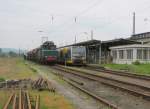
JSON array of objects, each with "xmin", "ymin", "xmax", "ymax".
[
  {"xmin": 99, "ymin": 44, "xmax": 101, "ymax": 64},
  {"xmin": 133, "ymin": 48, "xmax": 137, "ymax": 61}
]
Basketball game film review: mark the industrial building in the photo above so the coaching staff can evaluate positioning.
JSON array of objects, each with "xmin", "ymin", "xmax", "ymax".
[{"xmin": 110, "ymin": 44, "xmax": 150, "ymax": 64}]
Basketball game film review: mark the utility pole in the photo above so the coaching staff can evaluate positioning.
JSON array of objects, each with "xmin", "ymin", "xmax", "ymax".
[
  {"xmin": 51, "ymin": 15, "xmax": 54, "ymax": 24},
  {"xmin": 133, "ymin": 12, "xmax": 136, "ymax": 35},
  {"xmin": 91, "ymin": 30, "xmax": 93, "ymax": 40},
  {"xmin": 74, "ymin": 17, "xmax": 77, "ymax": 43},
  {"xmin": 75, "ymin": 35, "xmax": 77, "ymax": 43}
]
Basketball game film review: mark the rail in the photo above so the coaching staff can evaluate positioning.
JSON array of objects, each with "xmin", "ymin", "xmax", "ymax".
[
  {"xmin": 3, "ymin": 93, "xmax": 14, "ymax": 109},
  {"xmin": 53, "ymin": 65, "xmax": 150, "ymax": 101}
]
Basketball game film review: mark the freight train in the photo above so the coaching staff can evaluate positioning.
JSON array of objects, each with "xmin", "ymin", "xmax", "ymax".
[
  {"xmin": 25, "ymin": 41, "xmax": 87, "ymax": 65},
  {"xmin": 26, "ymin": 41, "xmax": 58, "ymax": 64},
  {"xmin": 57, "ymin": 46, "xmax": 86, "ymax": 65}
]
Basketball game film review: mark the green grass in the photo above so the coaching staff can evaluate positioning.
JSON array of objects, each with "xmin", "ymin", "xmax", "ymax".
[
  {"xmin": 103, "ymin": 64, "xmax": 150, "ymax": 75},
  {"xmin": 0, "ymin": 57, "xmax": 38, "ymax": 79},
  {"xmin": 0, "ymin": 58, "xmax": 75, "ymax": 109},
  {"xmin": 0, "ymin": 77, "xmax": 5, "ymax": 82},
  {"xmin": 30, "ymin": 89, "xmax": 75, "ymax": 109}
]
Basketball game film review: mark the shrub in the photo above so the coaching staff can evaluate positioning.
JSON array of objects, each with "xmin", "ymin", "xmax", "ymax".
[
  {"xmin": 0, "ymin": 77, "xmax": 5, "ymax": 82},
  {"xmin": 132, "ymin": 60, "xmax": 140, "ymax": 65}
]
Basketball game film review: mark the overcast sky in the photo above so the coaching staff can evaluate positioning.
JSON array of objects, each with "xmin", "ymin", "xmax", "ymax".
[{"xmin": 0, "ymin": 0, "xmax": 150, "ymax": 49}]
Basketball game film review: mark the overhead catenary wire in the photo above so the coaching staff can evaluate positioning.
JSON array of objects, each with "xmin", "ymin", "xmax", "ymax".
[
  {"xmin": 46, "ymin": 0, "xmax": 105, "ymax": 35},
  {"xmin": 45, "ymin": 0, "xmax": 150, "ymax": 44}
]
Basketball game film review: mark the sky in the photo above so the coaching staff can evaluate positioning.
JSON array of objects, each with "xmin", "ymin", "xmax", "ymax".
[{"xmin": 0, "ymin": 0, "xmax": 150, "ymax": 49}]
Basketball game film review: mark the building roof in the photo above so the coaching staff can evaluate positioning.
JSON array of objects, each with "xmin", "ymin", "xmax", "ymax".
[
  {"xmin": 110, "ymin": 44, "xmax": 150, "ymax": 49},
  {"xmin": 72, "ymin": 39, "xmax": 101, "ymax": 46},
  {"xmin": 130, "ymin": 32, "xmax": 150, "ymax": 40},
  {"xmin": 101, "ymin": 38, "xmax": 140, "ymax": 46},
  {"xmin": 57, "ymin": 38, "xmax": 140, "ymax": 49},
  {"xmin": 57, "ymin": 39, "xmax": 101, "ymax": 49}
]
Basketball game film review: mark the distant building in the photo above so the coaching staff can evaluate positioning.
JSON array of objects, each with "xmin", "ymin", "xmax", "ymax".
[
  {"xmin": 110, "ymin": 44, "xmax": 150, "ymax": 64},
  {"xmin": 130, "ymin": 32, "xmax": 150, "ymax": 44}
]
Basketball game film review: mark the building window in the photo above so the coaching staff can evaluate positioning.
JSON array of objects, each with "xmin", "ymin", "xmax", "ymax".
[
  {"xmin": 137, "ymin": 49, "xmax": 142, "ymax": 59},
  {"xmin": 119, "ymin": 50, "xmax": 124, "ymax": 59},
  {"xmin": 112, "ymin": 50, "xmax": 117, "ymax": 59},
  {"xmin": 143, "ymin": 49, "xmax": 148, "ymax": 59},
  {"xmin": 127, "ymin": 49, "xmax": 133, "ymax": 59}
]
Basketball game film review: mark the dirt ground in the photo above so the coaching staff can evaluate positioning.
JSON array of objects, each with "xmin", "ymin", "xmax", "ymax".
[{"xmin": 27, "ymin": 62, "xmax": 105, "ymax": 109}]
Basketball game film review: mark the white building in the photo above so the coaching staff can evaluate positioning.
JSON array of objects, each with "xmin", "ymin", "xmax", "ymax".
[{"xmin": 110, "ymin": 44, "xmax": 150, "ymax": 64}]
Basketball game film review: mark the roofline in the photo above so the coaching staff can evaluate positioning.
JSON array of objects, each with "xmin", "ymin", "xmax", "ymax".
[
  {"xmin": 57, "ymin": 38, "xmax": 140, "ymax": 49},
  {"xmin": 110, "ymin": 44, "xmax": 150, "ymax": 49},
  {"xmin": 131, "ymin": 32, "xmax": 150, "ymax": 36}
]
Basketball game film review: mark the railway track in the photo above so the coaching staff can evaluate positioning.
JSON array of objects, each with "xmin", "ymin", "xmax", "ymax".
[
  {"xmin": 49, "ymin": 66, "xmax": 119, "ymax": 109},
  {"xmin": 53, "ymin": 65, "xmax": 150, "ymax": 101},
  {"xmin": 65, "ymin": 78, "xmax": 119, "ymax": 109},
  {"xmin": 85, "ymin": 65, "xmax": 150, "ymax": 80},
  {"xmin": 2, "ymin": 90, "xmax": 40, "ymax": 109}
]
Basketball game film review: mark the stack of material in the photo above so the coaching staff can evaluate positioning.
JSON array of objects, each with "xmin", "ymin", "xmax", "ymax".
[
  {"xmin": 0, "ymin": 79, "xmax": 32, "ymax": 89},
  {"xmin": 32, "ymin": 77, "xmax": 55, "ymax": 92},
  {"xmin": 41, "ymin": 41, "xmax": 56, "ymax": 50}
]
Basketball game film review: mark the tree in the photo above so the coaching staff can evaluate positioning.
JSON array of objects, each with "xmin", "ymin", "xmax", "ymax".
[
  {"xmin": 0, "ymin": 48, "xmax": 2, "ymax": 54},
  {"xmin": 8, "ymin": 51, "xmax": 17, "ymax": 57}
]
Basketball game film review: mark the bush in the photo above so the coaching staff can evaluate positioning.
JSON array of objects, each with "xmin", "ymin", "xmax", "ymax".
[
  {"xmin": 0, "ymin": 77, "xmax": 5, "ymax": 82},
  {"xmin": 132, "ymin": 60, "xmax": 140, "ymax": 65}
]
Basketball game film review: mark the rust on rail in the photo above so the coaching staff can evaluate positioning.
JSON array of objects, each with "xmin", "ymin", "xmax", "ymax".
[
  {"xmin": 3, "ymin": 92, "xmax": 14, "ymax": 109},
  {"xmin": 12, "ymin": 94, "xmax": 17, "ymax": 109},
  {"xmin": 35, "ymin": 95, "xmax": 40, "ymax": 109},
  {"xmin": 26, "ymin": 91, "xmax": 32, "ymax": 109},
  {"xmin": 19, "ymin": 90, "xmax": 22, "ymax": 109}
]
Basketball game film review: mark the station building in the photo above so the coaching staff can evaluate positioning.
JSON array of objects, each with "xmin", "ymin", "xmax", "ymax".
[
  {"xmin": 59, "ymin": 31, "xmax": 150, "ymax": 65},
  {"xmin": 71, "ymin": 38, "xmax": 140, "ymax": 64},
  {"xmin": 110, "ymin": 44, "xmax": 150, "ymax": 64}
]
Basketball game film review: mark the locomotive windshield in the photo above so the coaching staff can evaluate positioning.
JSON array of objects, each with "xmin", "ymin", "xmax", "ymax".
[
  {"xmin": 72, "ymin": 46, "xmax": 86, "ymax": 58},
  {"xmin": 42, "ymin": 50, "xmax": 58, "ymax": 57}
]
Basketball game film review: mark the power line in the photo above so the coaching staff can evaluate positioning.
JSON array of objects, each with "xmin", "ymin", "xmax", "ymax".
[{"xmin": 46, "ymin": 0, "xmax": 104, "ymax": 36}]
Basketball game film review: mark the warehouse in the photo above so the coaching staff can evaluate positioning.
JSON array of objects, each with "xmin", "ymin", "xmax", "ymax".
[
  {"xmin": 110, "ymin": 44, "xmax": 150, "ymax": 64},
  {"xmin": 71, "ymin": 38, "xmax": 140, "ymax": 64}
]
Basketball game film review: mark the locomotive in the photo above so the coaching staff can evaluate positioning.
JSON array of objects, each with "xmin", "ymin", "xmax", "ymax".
[
  {"xmin": 26, "ymin": 41, "xmax": 58, "ymax": 64},
  {"xmin": 57, "ymin": 46, "xmax": 86, "ymax": 65}
]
